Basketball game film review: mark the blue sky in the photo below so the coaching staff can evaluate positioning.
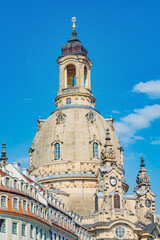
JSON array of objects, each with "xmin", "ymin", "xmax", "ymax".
[{"xmin": 0, "ymin": 0, "xmax": 160, "ymax": 212}]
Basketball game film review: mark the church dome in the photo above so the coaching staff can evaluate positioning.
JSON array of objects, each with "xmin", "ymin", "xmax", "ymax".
[{"xmin": 30, "ymin": 106, "xmax": 122, "ymax": 175}]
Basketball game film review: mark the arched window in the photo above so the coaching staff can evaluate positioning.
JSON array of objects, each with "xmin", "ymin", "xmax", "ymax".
[
  {"xmin": 84, "ymin": 66, "xmax": 87, "ymax": 87},
  {"xmin": 93, "ymin": 142, "xmax": 98, "ymax": 159},
  {"xmin": 114, "ymin": 194, "xmax": 120, "ymax": 209},
  {"xmin": 66, "ymin": 64, "xmax": 76, "ymax": 87},
  {"xmin": 54, "ymin": 143, "xmax": 60, "ymax": 160},
  {"xmin": 13, "ymin": 198, "xmax": 18, "ymax": 209},
  {"xmin": 1, "ymin": 196, "xmax": 6, "ymax": 207},
  {"xmin": 66, "ymin": 98, "xmax": 71, "ymax": 104}
]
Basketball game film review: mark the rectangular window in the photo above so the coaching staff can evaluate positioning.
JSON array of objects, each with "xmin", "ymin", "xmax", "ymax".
[
  {"xmin": 1, "ymin": 196, "xmax": 6, "ymax": 208},
  {"xmin": 14, "ymin": 180, "xmax": 17, "ymax": 189},
  {"xmin": 40, "ymin": 229, "xmax": 43, "ymax": 239},
  {"xmin": 30, "ymin": 224, "xmax": 34, "ymax": 238},
  {"xmin": 93, "ymin": 142, "xmax": 98, "ymax": 159},
  {"xmin": 6, "ymin": 178, "xmax": 9, "ymax": 187},
  {"xmin": 23, "ymin": 200, "xmax": 27, "ymax": 211},
  {"xmin": 49, "ymin": 231, "xmax": 53, "ymax": 240},
  {"xmin": 0, "ymin": 219, "xmax": 6, "ymax": 233},
  {"xmin": 54, "ymin": 233, "xmax": 57, "ymax": 240},
  {"xmin": 13, "ymin": 198, "xmax": 18, "ymax": 209},
  {"xmin": 54, "ymin": 143, "xmax": 60, "ymax": 160},
  {"xmin": 44, "ymin": 232, "xmax": 47, "ymax": 240},
  {"xmin": 22, "ymin": 224, "xmax": 26, "ymax": 236},
  {"xmin": 12, "ymin": 222, "xmax": 17, "ymax": 234},
  {"xmin": 31, "ymin": 202, "xmax": 33, "ymax": 214},
  {"xmin": 36, "ymin": 227, "xmax": 39, "ymax": 239}
]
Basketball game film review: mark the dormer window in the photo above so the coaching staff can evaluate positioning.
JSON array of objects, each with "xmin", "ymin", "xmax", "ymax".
[
  {"xmin": 89, "ymin": 114, "xmax": 94, "ymax": 121},
  {"xmin": 21, "ymin": 182, "xmax": 24, "ymax": 191},
  {"xmin": 31, "ymin": 202, "xmax": 34, "ymax": 214},
  {"xmin": 14, "ymin": 180, "xmax": 17, "ymax": 189},
  {"xmin": 1, "ymin": 196, "xmax": 7, "ymax": 208},
  {"xmin": 58, "ymin": 114, "xmax": 63, "ymax": 122},
  {"xmin": 6, "ymin": 177, "xmax": 9, "ymax": 187},
  {"xmin": 86, "ymin": 111, "xmax": 95, "ymax": 123},
  {"xmin": 13, "ymin": 198, "xmax": 18, "ymax": 210},
  {"xmin": 66, "ymin": 98, "xmax": 71, "ymax": 104},
  {"xmin": 56, "ymin": 111, "xmax": 66, "ymax": 124},
  {"xmin": 54, "ymin": 143, "xmax": 60, "ymax": 160},
  {"xmin": 23, "ymin": 200, "xmax": 27, "ymax": 212}
]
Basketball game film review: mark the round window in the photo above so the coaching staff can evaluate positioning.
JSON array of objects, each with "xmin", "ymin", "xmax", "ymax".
[{"xmin": 115, "ymin": 226, "xmax": 125, "ymax": 239}]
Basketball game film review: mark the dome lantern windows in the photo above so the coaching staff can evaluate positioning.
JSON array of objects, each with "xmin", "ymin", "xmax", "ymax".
[{"xmin": 66, "ymin": 64, "xmax": 76, "ymax": 88}]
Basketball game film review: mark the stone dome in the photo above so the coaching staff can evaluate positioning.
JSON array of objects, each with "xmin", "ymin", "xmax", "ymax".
[{"xmin": 30, "ymin": 106, "xmax": 123, "ymax": 175}]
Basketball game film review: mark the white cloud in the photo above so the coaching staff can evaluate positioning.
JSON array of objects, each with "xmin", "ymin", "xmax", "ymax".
[
  {"xmin": 133, "ymin": 80, "xmax": 160, "ymax": 99},
  {"xmin": 151, "ymin": 139, "xmax": 160, "ymax": 145},
  {"xmin": 115, "ymin": 104, "xmax": 160, "ymax": 144},
  {"xmin": 112, "ymin": 110, "xmax": 120, "ymax": 114}
]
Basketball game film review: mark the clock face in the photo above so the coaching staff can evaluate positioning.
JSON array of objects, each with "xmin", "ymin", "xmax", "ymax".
[
  {"xmin": 109, "ymin": 152, "xmax": 113, "ymax": 158},
  {"xmin": 110, "ymin": 177, "xmax": 117, "ymax": 186},
  {"xmin": 146, "ymin": 199, "xmax": 151, "ymax": 208}
]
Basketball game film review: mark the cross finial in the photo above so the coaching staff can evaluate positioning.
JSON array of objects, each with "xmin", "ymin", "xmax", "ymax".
[
  {"xmin": 71, "ymin": 17, "xmax": 76, "ymax": 31},
  {"xmin": 140, "ymin": 156, "xmax": 145, "ymax": 168}
]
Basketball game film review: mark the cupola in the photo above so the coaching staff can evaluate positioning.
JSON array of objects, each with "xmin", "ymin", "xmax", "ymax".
[{"xmin": 55, "ymin": 17, "xmax": 95, "ymax": 109}]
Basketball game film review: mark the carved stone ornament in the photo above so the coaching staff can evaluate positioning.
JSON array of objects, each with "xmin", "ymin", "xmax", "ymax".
[
  {"xmin": 85, "ymin": 111, "xmax": 96, "ymax": 123},
  {"xmin": 56, "ymin": 111, "xmax": 66, "ymax": 124},
  {"xmin": 136, "ymin": 173, "xmax": 150, "ymax": 185}
]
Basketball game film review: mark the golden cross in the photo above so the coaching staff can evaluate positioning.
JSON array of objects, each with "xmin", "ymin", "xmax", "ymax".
[{"xmin": 71, "ymin": 17, "xmax": 76, "ymax": 30}]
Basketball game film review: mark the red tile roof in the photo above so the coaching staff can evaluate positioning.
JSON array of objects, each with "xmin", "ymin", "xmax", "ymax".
[
  {"xmin": 22, "ymin": 174, "xmax": 34, "ymax": 183},
  {"xmin": 0, "ymin": 170, "xmax": 6, "ymax": 176}
]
